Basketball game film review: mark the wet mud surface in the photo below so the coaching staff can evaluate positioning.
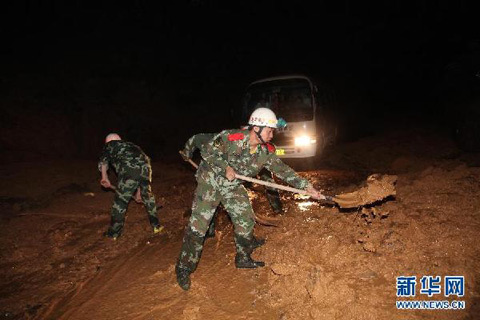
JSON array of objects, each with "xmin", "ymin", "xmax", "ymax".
[{"xmin": 1, "ymin": 127, "xmax": 480, "ymax": 319}]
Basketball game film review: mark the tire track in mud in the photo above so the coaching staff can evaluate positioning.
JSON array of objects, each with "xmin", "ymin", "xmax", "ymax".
[
  {"xmin": 42, "ymin": 235, "xmax": 177, "ymax": 320},
  {"xmin": 42, "ymin": 230, "xmax": 275, "ymax": 320}
]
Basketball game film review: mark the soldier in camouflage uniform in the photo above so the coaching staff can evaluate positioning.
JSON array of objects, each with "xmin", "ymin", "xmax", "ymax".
[
  {"xmin": 99, "ymin": 133, "xmax": 162, "ymax": 239},
  {"xmin": 175, "ymin": 108, "xmax": 325, "ymax": 290},
  {"xmin": 181, "ymin": 132, "xmax": 284, "ymax": 238}
]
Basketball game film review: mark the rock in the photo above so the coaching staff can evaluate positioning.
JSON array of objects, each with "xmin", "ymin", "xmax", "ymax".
[{"xmin": 363, "ymin": 242, "xmax": 377, "ymax": 253}]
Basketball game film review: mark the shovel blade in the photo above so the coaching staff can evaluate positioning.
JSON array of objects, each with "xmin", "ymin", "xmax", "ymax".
[
  {"xmin": 333, "ymin": 174, "xmax": 397, "ymax": 208},
  {"xmin": 333, "ymin": 195, "xmax": 364, "ymax": 208}
]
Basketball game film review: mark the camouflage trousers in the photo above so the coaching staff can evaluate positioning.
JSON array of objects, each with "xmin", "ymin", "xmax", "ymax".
[
  {"xmin": 206, "ymin": 188, "xmax": 281, "ymax": 235},
  {"xmin": 107, "ymin": 176, "xmax": 159, "ymax": 237},
  {"xmin": 205, "ymin": 168, "xmax": 282, "ymax": 235},
  {"xmin": 177, "ymin": 179, "xmax": 255, "ymax": 272}
]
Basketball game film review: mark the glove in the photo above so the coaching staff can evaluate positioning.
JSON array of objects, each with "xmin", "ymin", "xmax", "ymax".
[{"xmin": 305, "ymin": 185, "xmax": 326, "ymax": 200}]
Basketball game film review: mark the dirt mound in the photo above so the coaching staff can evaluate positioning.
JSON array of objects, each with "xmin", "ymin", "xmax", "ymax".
[{"xmin": 257, "ymin": 161, "xmax": 480, "ymax": 319}]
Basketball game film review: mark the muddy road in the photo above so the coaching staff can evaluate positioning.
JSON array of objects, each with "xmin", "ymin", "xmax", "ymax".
[{"xmin": 1, "ymin": 126, "xmax": 480, "ymax": 319}]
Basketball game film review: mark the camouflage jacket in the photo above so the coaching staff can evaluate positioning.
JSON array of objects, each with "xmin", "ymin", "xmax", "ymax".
[
  {"xmin": 182, "ymin": 133, "xmax": 215, "ymax": 159},
  {"xmin": 198, "ymin": 129, "xmax": 310, "ymax": 189},
  {"xmin": 98, "ymin": 140, "xmax": 151, "ymax": 180}
]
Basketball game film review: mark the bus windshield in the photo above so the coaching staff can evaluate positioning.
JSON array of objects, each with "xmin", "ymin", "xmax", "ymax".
[{"xmin": 244, "ymin": 78, "xmax": 313, "ymax": 122}]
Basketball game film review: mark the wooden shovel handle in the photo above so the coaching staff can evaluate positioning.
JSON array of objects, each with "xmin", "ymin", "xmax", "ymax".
[{"xmin": 179, "ymin": 151, "xmax": 332, "ymax": 200}]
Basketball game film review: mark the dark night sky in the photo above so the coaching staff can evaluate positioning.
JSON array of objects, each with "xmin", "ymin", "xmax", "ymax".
[
  {"xmin": 3, "ymin": 1, "xmax": 476, "ymax": 86},
  {"xmin": 0, "ymin": 1, "xmax": 478, "ymax": 159}
]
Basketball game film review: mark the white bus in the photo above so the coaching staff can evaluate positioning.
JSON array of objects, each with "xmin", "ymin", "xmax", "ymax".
[{"xmin": 242, "ymin": 75, "xmax": 337, "ymax": 159}]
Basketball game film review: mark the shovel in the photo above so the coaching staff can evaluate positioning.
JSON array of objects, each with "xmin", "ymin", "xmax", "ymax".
[
  {"xmin": 179, "ymin": 151, "xmax": 396, "ymax": 209},
  {"xmin": 235, "ymin": 173, "xmax": 397, "ymax": 209}
]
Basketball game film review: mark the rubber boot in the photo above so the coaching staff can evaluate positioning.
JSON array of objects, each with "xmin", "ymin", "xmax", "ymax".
[
  {"xmin": 251, "ymin": 236, "xmax": 266, "ymax": 250},
  {"xmin": 235, "ymin": 253, "xmax": 265, "ymax": 268},
  {"xmin": 104, "ymin": 216, "xmax": 123, "ymax": 240},
  {"xmin": 103, "ymin": 228, "xmax": 121, "ymax": 240},
  {"xmin": 235, "ymin": 253, "xmax": 266, "ymax": 268},
  {"xmin": 234, "ymin": 234, "xmax": 265, "ymax": 269},
  {"xmin": 175, "ymin": 228, "xmax": 205, "ymax": 290},
  {"xmin": 148, "ymin": 215, "xmax": 160, "ymax": 229},
  {"xmin": 266, "ymin": 189, "xmax": 283, "ymax": 214},
  {"xmin": 106, "ymin": 207, "xmax": 126, "ymax": 240}
]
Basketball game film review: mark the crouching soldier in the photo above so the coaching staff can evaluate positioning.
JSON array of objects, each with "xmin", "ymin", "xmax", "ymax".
[
  {"xmin": 175, "ymin": 108, "xmax": 325, "ymax": 290},
  {"xmin": 180, "ymin": 132, "xmax": 284, "ymax": 238},
  {"xmin": 99, "ymin": 133, "xmax": 163, "ymax": 239}
]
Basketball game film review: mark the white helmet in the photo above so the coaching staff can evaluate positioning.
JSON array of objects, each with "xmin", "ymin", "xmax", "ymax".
[
  {"xmin": 105, "ymin": 133, "xmax": 122, "ymax": 143},
  {"xmin": 248, "ymin": 108, "xmax": 278, "ymax": 128}
]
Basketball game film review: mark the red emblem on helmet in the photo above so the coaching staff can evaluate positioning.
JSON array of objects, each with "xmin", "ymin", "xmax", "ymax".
[{"xmin": 228, "ymin": 133, "xmax": 245, "ymax": 141}]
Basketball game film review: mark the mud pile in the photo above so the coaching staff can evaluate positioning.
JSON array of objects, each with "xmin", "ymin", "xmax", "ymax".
[
  {"xmin": 254, "ymin": 131, "xmax": 480, "ymax": 319},
  {"xmin": 333, "ymin": 174, "xmax": 397, "ymax": 208}
]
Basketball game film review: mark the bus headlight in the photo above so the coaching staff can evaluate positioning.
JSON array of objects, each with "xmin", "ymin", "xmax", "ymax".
[{"xmin": 294, "ymin": 136, "xmax": 316, "ymax": 146}]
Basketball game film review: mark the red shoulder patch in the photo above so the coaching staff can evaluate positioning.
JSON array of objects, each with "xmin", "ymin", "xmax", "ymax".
[
  {"xmin": 228, "ymin": 132, "xmax": 244, "ymax": 141},
  {"xmin": 266, "ymin": 143, "xmax": 276, "ymax": 153}
]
